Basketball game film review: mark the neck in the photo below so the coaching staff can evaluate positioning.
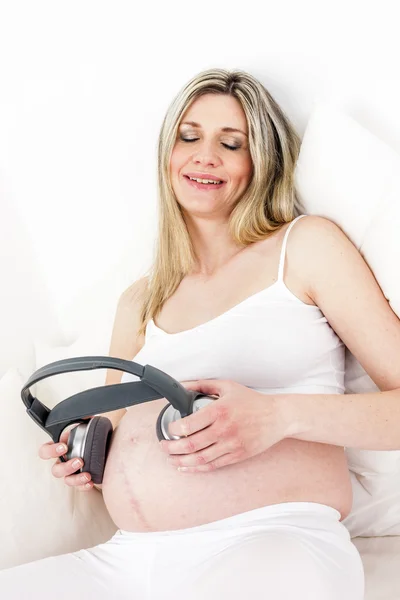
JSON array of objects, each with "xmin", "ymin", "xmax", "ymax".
[{"xmin": 185, "ymin": 217, "xmax": 245, "ymax": 276}]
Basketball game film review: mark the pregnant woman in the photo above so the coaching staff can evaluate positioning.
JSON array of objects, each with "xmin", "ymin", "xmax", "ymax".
[{"xmin": 2, "ymin": 68, "xmax": 400, "ymax": 599}]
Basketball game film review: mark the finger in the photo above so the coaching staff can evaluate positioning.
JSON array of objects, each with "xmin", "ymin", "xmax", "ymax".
[
  {"xmin": 52, "ymin": 457, "xmax": 84, "ymax": 478},
  {"xmin": 182, "ymin": 379, "xmax": 225, "ymax": 396},
  {"xmin": 168, "ymin": 402, "xmax": 217, "ymax": 438},
  {"xmin": 38, "ymin": 441, "xmax": 69, "ymax": 460},
  {"xmin": 180, "ymin": 380, "xmax": 197, "ymax": 388},
  {"xmin": 168, "ymin": 436, "xmax": 236, "ymax": 466},
  {"xmin": 64, "ymin": 472, "xmax": 92, "ymax": 488},
  {"xmin": 76, "ymin": 481, "xmax": 94, "ymax": 492},
  {"xmin": 163, "ymin": 426, "xmax": 217, "ymax": 455},
  {"xmin": 177, "ymin": 452, "xmax": 237, "ymax": 473},
  {"xmin": 38, "ymin": 423, "xmax": 80, "ymax": 460}
]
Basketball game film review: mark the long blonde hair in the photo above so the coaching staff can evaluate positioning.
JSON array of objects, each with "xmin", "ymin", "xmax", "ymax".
[{"xmin": 137, "ymin": 68, "xmax": 303, "ymax": 337}]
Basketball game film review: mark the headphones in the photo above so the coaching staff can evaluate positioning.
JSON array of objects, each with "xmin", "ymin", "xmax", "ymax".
[{"xmin": 21, "ymin": 356, "xmax": 215, "ymax": 484}]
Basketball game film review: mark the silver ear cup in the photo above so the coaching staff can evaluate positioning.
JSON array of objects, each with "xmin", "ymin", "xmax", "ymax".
[
  {"xmin": 160, "ymin": 395, "xmax": 217, "ymax": 441},
  {"xmin": 64, "ymin": 422, "xmax": 91, "ymax": 473}
]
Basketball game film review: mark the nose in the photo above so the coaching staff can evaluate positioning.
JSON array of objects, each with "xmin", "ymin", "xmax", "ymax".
[{"xmin": 192, "ymin": 140, "xmax": 221, "ymax": 168}]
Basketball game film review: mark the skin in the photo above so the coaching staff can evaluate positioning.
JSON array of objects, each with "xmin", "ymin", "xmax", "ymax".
[
  {"xmin": 39, "ymin": 424, "xmax": 93, "ymax": 491},
  {"xmin": 39, "ymin": 92, "xmax": 400, "ymax": 502},
  {"xmin": 38, "ymin": 92, "xmax": 256, "ymax": 489},
  {"xmin": 169, "ymin": 92, "xmax": 254, "ymax": 275}
]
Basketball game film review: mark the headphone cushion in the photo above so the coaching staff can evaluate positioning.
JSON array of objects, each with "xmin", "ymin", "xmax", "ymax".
[
  {"xmin": 82, "ymin": 416, "xmax": 113, "ymax": 484},
  {"xmin": 156, "ymin": 404, "xmax": 169, "ymax": 441}
]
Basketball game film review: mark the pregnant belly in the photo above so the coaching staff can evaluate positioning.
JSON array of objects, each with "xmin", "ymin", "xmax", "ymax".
[{"xmin": 101, "ymin": 399, "xmax": 353, "ymax": 532}]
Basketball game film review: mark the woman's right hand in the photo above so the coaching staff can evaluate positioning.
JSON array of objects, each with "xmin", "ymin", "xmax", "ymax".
[{"xmin": 38, "ymin": 425, "xmax": 94, "ymax": 492}]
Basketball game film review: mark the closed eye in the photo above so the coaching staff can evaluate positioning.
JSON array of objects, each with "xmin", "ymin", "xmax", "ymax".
[{"xmin": 179, "ymin": 136, "xmax": 240, "ymax": 151}]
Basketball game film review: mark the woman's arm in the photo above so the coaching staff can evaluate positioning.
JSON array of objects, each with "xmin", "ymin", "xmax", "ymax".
[
  {"xmin": 279, "ymin": 216, "xmax": 400, "ymax": 450},
  {"xmin": 92, "ymin": 276, "xmax": 148, "ymax": 491}
]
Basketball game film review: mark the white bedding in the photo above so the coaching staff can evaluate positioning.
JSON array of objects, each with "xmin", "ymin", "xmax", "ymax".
[
  {"xmin": 295, "ymin": 101, "xmax": 400, "ymax": 598},
  {"xmin": 354, "ymin": 536, "xmax": 400, "ymax": 600},
  {"xmin": 2, "ymin": 100, "xmax": 400, "ymax": 595}
]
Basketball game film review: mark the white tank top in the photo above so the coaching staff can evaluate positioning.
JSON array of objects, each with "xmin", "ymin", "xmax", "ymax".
[{"xmin": 121, "ymin": 215, "xmax": 345, "ymax": 396}]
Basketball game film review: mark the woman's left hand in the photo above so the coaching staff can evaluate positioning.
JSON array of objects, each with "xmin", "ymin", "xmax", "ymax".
[{"xmin": 159, "ymin": 379, "xmax": 289, "ymax": 472}]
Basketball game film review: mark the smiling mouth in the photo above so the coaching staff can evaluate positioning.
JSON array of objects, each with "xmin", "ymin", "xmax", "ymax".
[{"xmin": 184, "ymin": 175, "xmax": 226, "ymax": 189}]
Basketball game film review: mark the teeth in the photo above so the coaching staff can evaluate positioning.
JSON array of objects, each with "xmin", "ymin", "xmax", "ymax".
[{"xmin": 189, "ymin": 176, "xmax": 223, "ymax": 185}]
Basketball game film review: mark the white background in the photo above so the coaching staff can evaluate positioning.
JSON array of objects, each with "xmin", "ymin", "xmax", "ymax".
[{"xmin": 1, "ymin": 0, "xmax": 399, "ymax": 371}]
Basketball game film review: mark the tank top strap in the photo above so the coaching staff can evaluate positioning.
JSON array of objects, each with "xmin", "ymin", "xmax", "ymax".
[{"xmin": 277, "ymin": 214, "xmax": 307, "ymax": 281}]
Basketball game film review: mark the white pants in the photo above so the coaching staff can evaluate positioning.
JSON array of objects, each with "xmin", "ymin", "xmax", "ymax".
[{"xmin": 0, "ymin": 502, "xmax": 364, "ymax": 600}]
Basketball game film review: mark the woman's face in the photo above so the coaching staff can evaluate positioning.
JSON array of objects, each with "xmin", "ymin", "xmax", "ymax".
[{"xmin": 170, "ymin": 93, "xmax": 253, "ymax": 219}]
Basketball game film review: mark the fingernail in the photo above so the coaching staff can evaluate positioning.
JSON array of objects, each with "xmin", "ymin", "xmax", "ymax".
[
  {"xmin": 57, "ymin": 444, "xmax": 67, "ymax": 453},
  {"xmin": 72, "ymin": 459, "xmax": 82, "ymax": 468}
]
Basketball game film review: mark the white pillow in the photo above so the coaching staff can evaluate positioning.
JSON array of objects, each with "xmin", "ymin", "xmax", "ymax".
[
  {"xmin": 34, "ymin": 329, "xmax": 112, "ymax": 408},
  {"xmin": 343, "ymin": 471, "xmax": 400, "ymax": 538},
  {"xmin": 0, "ymin": 368, "xmax": 117, "ymax": 570},
  {"xmin": 295, "ymin": 102, "xmax": 400, "ymax": 535}
]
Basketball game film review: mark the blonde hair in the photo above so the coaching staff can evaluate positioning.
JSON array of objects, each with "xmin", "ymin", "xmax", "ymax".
[{"xmin": 137, "ymin": 68, "xmax": 303, "ymax": 337}]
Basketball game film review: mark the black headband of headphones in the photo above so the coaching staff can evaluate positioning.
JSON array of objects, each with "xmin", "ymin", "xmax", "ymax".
[{"xmin": 21, "ymin": 356, "xmax": 199, "ymax": 443}]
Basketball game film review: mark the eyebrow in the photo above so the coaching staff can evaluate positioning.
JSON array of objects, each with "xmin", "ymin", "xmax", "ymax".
[{"xmin": 180, "ymin": 121, "xmax": 248, "ymax": 137}]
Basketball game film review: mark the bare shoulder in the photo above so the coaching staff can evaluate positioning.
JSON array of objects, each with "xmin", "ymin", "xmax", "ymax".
[
  {"xmin": 120, "ymin": 275, "xmax": 150, "ymax": 308},
  {"xmin": 283, "ymin": 214, "xmax": 374, "ymax": 309},
  {"xmin": 287, "ymin": 215, "xmax": 358, "ymax": 278},
  {"xmin": 105, "ymin": 276, "xmax": 149, "ymax": 387},
  {"xmin": 289, "ymin": 215, "xmax": 349, "ymax": 249},
  {"xmin": 112, "ymin": 275, "xmax": 150, "ymax": 350},
  {"xmin": 286, "ymin": 215, "xmax": 400, "ymax": 391}
]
